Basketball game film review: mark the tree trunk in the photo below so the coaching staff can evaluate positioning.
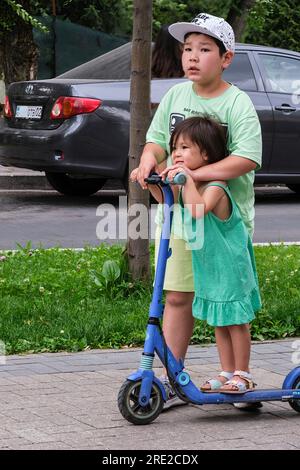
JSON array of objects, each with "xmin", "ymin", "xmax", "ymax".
[
  {"xmin": 0, "ymin": 19, "xmax": 38, "ymax": 86},
  {"xmin": 127, "ymin": 0, "xmax": 152, "ymax": 281},
  {"xmin": 227, "ymin": 0, "xmax": 256, "ymax": 41}
]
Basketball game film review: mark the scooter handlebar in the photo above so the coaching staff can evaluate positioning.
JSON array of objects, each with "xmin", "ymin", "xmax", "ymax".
[
  {"xmin": 166, "ymin": 172, "xmax": 187, "ymax": 185},
  {"xmin": 144, "ymin": 172, "xmax": 186, "ymax": 185}
]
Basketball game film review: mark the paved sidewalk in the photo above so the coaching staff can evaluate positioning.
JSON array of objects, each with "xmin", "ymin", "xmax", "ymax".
[{"xmin": 0, "ymin": 339, "xmax": 299, "ymax": 450}]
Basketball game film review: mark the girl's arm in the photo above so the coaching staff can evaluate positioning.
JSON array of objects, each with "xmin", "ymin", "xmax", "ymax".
[{"xmin": 182, "ymin": 176, "xmax": 226, "ymax": 219}]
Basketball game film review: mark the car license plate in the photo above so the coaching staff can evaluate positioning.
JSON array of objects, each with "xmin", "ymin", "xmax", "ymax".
[{"xmin": 15, "ymin": 105, "xmax": 43, "ymax": 120}]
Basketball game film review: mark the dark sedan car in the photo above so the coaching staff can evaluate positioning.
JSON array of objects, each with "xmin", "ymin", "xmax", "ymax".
[{"xmin": 1, "ymin": 42, "xmax": 300, "ymax": 195}]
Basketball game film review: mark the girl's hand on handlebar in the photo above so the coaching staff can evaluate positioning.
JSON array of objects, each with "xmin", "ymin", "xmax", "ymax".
[{"xmin": 160, "ymin": 163, "xmax": 192, "ymax": 182}]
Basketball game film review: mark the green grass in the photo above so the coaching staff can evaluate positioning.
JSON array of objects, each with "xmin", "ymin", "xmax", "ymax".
[{"xmin": 0, "ymin": 243, "xmax": 299, "ymax": 354}]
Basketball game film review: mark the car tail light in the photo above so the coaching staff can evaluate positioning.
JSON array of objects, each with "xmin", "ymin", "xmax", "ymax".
[
  {"xmin": 4, "ymin": 96, "xmax": 12, "ymax": 118},
  {"xmin": 50, "ymin": 96, "xmax": 101, "ymax": 119}
]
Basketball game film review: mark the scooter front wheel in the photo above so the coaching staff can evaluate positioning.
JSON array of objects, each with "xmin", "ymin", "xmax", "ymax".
[
  {"xmin": 118, "ymin": 379, "xmax": 164, "ymax": 425},
  {"xmin": 288, "ymin": 376, "xmax": 300, "ymax": 412}
]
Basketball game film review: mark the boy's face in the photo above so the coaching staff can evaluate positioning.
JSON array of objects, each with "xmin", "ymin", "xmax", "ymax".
[{"xmin": 181, "ymin": 33, "xmax": 233, "ymax": 85}]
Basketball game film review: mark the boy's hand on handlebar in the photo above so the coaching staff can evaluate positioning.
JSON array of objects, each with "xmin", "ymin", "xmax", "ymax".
[
  {"xmin": 130, "ymin": 168, "xmax": 139, "ymax": 182},
  {"xmin": 130, "ymin": 165, "xmax": 150, "ymax": 189},
  {"xmin": 130, "ymin": 161, "xmax": 157, "ymax": 189}
]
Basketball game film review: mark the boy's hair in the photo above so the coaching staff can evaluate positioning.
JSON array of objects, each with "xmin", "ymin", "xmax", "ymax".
[
  {"xmin": 184, "ymin": 32, "xmax": 226, "ymax": 56},
  {"xmin": 170, "ymin": 116, "xmax": 227, "ymax": 164}
]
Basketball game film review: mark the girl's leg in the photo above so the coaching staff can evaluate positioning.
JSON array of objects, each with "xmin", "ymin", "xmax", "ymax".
[
  {"xmin": 201, "ymin": 327, "xmax": 234, "ymax": 390},
  {"xmin": 162, "ymin": 291, "xmax": 194, "ymax": 363},
  {"xmin": 229, "ymin": 324, "xmax": 251, "ymax": 372},
  {"xmin": 215, "ymin": 326, "xmax": 235, "ymax": 372},
  {"xmin": 221, "ymin": 323, "xmax": 252, "ymax": 390}
]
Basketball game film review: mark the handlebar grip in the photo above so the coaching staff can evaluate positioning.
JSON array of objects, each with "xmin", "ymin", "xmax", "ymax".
[
  {"xmin": 144, "ymin": 174, "xmax": 162, "ymax": 184},
  {"xmin": 144, "ymin": 172, "xmax": 186, "ymax": 185},
  {"xmin": 165, "ymin": 172, "xmax": 187, "ymax": 185}
]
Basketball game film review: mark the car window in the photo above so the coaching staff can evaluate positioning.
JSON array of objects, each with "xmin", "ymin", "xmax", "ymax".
[
  {"xmin": 223, "ymin": 53, "xmax": 257, "ymax": 91},
  {"xmin": 259, "ymin": 54, "xmax": 300, "ymax": 94}
]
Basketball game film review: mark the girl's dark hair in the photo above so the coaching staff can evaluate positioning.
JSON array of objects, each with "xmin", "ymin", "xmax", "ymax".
[
  {"xmin": 169, "ymin": 116, "xmax": 228, "ymax": 164},
  {"xmin": 152, "ymin": 25, "xmax": 184, "ymax": 78},
  {"xmin": 184, "ymin": 32, "xmax": 227, "ymax": 56}
]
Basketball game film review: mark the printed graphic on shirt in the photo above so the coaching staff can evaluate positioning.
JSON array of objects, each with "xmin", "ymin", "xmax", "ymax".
[
  {"xmin": 169, "ymin": 110, "xmax": 229, "ymax": 153},
  {"xmin": 169, "ymin": 113, "xmax": 185, "ymax": 134},
  {"xmin": 183, "ymin": 107, "xmax": 220, "ymax": 121}
]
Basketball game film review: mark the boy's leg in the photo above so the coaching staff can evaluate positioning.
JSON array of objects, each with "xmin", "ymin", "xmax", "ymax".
[
  {"xmin": 154, "ymin": 229, "xmax": 194, "ymax": 407},
  {"xmin": 162, "ymin": 291, "xmax": 194, "ymax": 361},
  {"xmin": 160, "ymin": 291, "xmax": 193, "ymax": 410}
]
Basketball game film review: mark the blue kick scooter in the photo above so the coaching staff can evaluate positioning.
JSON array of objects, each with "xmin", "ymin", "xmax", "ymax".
[{"xmin": 118, "ymin": 173, "xmax": 300, "ymax": 425}]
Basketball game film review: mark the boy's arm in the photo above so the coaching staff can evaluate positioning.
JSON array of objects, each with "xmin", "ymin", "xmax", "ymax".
[
  {"xmin": 161, "ymin": 155, "xmax": 256, "ymax": 182},
  {"xmin": 191, "ymin": 155, "xmax": 257, "ymax": 181},
  {"xmin": 130, "ymin": 143, "xmax": 166, "ymax": 189}
]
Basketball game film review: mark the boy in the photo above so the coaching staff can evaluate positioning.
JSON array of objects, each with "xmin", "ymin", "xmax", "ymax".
[{"xmin": 131, "ymin": 13, "xmax": 262, "ymax": 410}]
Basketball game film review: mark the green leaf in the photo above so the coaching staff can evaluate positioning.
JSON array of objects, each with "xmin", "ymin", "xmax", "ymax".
[{"xmin": 102, "ymin": 260, "xmax": 120, "ymax": 283}]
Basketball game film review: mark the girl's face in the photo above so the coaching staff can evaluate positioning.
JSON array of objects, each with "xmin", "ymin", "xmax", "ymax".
[
  {"xmin": 171, "ymin": 134, "xmax": 207, "ymax": 170},
  {"xmin": 181, "ymin": 33, "xmax": 232, "ymax": 85}
]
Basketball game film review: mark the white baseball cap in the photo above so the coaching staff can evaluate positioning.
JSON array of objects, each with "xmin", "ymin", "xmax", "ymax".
[{"xmin": 168, "ymin": 12, "xmax": 235, "ymax": 52}]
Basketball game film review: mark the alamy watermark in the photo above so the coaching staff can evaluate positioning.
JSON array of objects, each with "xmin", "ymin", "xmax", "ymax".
[{"xmin": 95, "ymin": 196, "xmax": 204, "ymax": 250}]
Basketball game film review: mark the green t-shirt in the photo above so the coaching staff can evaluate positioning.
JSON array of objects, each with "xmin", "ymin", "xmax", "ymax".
[{"xmin": 147, "ymin": 81, "xmax": 262, "ymax": 236}]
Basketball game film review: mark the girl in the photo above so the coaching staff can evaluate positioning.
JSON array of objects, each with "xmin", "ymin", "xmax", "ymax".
[{"xmin": 152, "ymin": 116, "xmax": 262, "ymax": 393}]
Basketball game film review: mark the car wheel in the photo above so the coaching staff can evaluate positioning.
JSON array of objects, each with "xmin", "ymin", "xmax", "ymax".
[
  {"xmin": 45, "ymin": 172, "xmax": 106, "ymax": 196},
  {"xmin": 287, "ymin": 184, "xmax": 300, "ymax": 194}
]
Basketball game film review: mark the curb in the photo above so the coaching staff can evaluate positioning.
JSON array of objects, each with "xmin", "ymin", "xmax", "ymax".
[
  {"xmin": 0, "ymin": 174, "xmax": 51, "ymax": 190},
  {"xmin": 0, "ymin": 166, "xmax": 51, "ymax": 190}
]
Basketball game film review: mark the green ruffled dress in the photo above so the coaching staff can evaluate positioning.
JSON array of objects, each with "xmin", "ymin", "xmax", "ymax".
[{"xmin": 180, "ymin": 183, "xmax": 261, "ymax": 327}]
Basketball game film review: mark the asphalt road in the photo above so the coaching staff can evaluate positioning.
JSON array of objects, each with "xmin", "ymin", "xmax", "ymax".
[{"xmin": 0, "ymin": 186, "xmax": 300, "ymax": 250}]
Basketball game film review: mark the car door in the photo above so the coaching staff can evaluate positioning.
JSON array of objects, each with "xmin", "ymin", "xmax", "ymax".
[
  {"xmin": 223, "ymin": 50, "xmax": 273, "ymax": 174},
  {"xmin": 254, "ymin": 52, "xmax": 300, "ymax": 174}
]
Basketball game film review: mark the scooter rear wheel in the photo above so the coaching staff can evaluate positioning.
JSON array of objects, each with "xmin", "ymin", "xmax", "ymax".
[
  {"xmin": 118, "ymin": 379, "xmax": 164, "ymax": 425},
  {"xmin": 288, "ymin": 376, "xmax": 300, "ymax": 412}
]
